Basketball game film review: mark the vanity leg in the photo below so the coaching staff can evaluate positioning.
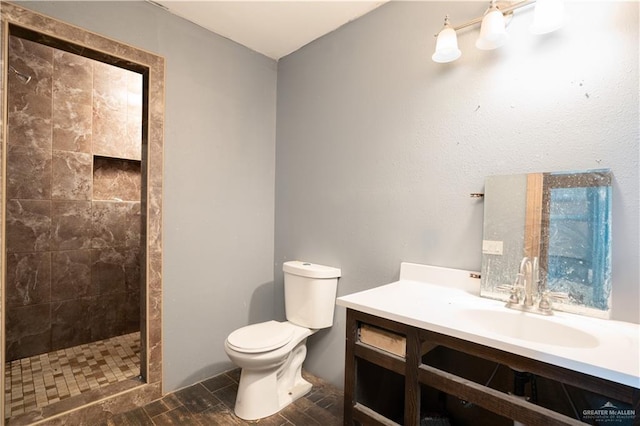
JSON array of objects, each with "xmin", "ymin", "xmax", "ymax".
[
  {"xmin": 404, "ymin": 328, "xmax": 421, "ymax": 425},
  {"xmin": 344, "ymin": 309, "xmax": 357, "ymax": 425}
]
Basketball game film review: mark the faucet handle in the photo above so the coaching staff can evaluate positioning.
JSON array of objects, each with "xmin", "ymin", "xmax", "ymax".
[
  {"xmin": 497, "ymin": 284, "xmax": 520, "ymax": 305},
  {"xmin": 539, "ymin": 291, "xmax": 569, "ymax": 313}
]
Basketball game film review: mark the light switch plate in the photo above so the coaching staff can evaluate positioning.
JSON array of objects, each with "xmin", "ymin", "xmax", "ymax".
[{"xmin": 482, "ymin": 240, "xmax": 503, "ymax": 255}]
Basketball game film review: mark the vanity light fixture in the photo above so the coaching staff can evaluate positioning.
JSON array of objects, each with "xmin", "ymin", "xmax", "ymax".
[
  {"xmin": 432, "ymin": 15, "xmax": 462, "ymax": 63},
  {"xmin": 530, "ymin": 0, "xmax": 564, "ymax": 34},
  {"xmin": 476, "ymin": 0, "xmax": 509, "ymax": 50},
  {"xmin": 432, "ymin": 0, "xmax": 564, "ymax": 63}
]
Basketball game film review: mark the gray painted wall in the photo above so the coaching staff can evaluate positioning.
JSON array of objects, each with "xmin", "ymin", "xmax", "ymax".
[
  {"xmin": 17, "ymin": 1, "xmax": 278, "ymax": 392},
  {"xmin": 275, "ymin": 1, "xmax": 639, "ymax": 388},
  {"xmin": 15, "ymin": 1, "xmax": 639, "ymax": 396}
]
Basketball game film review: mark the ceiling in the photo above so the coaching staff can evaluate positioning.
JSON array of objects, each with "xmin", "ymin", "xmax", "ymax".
[{"xmin": 150, "ymin": 1, "xmax": 387, "ymax": 60}]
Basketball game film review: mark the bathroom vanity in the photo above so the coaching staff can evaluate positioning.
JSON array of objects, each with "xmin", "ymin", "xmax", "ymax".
[{"xmin": 336, "ymin": 263, "xmax": 639, "ymax": 425}]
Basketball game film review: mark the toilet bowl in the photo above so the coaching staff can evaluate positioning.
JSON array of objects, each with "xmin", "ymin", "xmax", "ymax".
[
  {"xmin": 224, "ymin": 320, "xmax": 315, "ymax": 420},
  {"xmin": 224, "ymin": 261, "xmax": 341, "ymax": 421}
]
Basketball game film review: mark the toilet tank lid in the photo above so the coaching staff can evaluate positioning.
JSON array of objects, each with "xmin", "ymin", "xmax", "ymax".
[{"xmin": 283, "ymin": 261, "xmax": 341, "ymax": 279}]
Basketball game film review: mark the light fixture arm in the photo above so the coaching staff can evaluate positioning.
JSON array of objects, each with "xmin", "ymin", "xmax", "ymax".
[
  {"xmin": 432, "ymin": 0, "xmax": 562, "ymax": 63},
  {"xmin": 435, "ymin": 0, "xmax": 536, "ymax": 36}
]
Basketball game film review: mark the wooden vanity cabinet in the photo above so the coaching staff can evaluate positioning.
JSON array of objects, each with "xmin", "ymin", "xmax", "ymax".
[{"xmin": 343, "ymin": 308, "xmax": 639, "ymax": 426}]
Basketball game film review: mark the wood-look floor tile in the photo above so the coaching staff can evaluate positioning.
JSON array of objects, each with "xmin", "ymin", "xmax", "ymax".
[
  {"xmin": 201, "ymin": 373, "xmax": 235, "ymax": 393},
  {"xmin": 300, "ymin": 399, "xmax": 342, "ymax": 426},
  {"xmin": 160, "ymin": 394, "xmax": 183, "ymax": 410},
  {"xmin": 291, "ymin": 396, "xmax": 317, "ymax": 411},
  {"xmin": 174, "ymin": 383, "xmax": 221, "ymax": 414},
  {"xmin": 211, "ymin": 383, "xmax": 238, "ymax": 410},
  {"xmin": 315, "ymin": 393, "xmax": 344, "ymax": 419},
  {"xmin": 151, "ymin": 405, "xmax": 200, "ymax": 426},
  {"xmin": 279, "ymin": 402, "xmax": 322, "ymax": 425},
  {"xmin": 143, "ymin": 394, "xmax": 181, "ymax": 418},
  {"xmin": 105, "ymin": 406, "xmax": 154, "ymax": 426},
  {"xmin": 250, "ymin": 413, "xmax": 293, "ymax": 426},
  {"xmin": 193, "ymin": 403, "xmax": 244, "ymax": 425},
  {"xmin": 100, "ymin": 369, "xmax": 343, "ymax": 426},
  {"xmin": 306, "ymin": 384, "xmax": 333, "ymax": 403},
  {"xmin": 226, "ymin": 369, "xmax": 241, "ymax": 383}
]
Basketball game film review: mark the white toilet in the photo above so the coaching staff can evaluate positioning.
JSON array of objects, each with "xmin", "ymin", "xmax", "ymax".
[{"xmin": 224, "ymin": 260, "xmax": 341, "ymax": 420}]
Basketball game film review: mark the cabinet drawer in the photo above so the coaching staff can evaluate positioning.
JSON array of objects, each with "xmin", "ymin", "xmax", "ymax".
[{"xmin": 359, "ymin": 324, "xmax": 406, "ymax": 357}]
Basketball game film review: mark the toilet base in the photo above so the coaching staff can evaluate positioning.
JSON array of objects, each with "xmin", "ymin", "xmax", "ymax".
[
  {"xmin": 234, "ymin": 339, "xmax": 311, "ymax": 420},
  {"xmin": 277, "ymin": 376, "xmax": 313, "ymax": 411}
]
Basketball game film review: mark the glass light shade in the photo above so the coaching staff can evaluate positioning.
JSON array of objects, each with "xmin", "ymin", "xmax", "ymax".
[
  {"xmin": 432, "ymin": 26, "xmax": 461, "ymax": 63},
  {"xmin": 475, "ymin": 8, "xmax": 509, "ymax": 50},
  {"xmin": 530, "ymin": 0, "xmax": 564, "ymax": 34}
]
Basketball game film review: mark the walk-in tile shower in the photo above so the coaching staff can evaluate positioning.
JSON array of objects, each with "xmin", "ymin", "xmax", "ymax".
[{"xmin": 5, "ymin": 34, "xmax": 143, "ymax": 416}]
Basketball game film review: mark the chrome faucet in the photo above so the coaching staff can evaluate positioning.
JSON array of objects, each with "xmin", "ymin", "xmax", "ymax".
[
  {"xmin": 503, "ymin": 256, "xmax": 567, "ymax": 315},
  {"xmin": 520, "ymin": 256, "xmax": 538, "ymax": 307}
]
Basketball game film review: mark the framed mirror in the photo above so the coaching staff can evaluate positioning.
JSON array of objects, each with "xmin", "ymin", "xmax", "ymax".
[{"xmin": 480, "ymin": 169, "xmax": 612, "ymax": 318}]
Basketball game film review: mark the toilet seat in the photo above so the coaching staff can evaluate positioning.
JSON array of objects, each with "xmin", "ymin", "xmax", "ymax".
[{"xmin": 227, "ymin": 321, "xmax": 296, "ymax": 353}]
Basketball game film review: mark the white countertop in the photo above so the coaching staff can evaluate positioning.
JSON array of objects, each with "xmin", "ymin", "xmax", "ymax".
[{"xmin": 336, "ymin": 263, "xmax": 640, "ymax": 389}]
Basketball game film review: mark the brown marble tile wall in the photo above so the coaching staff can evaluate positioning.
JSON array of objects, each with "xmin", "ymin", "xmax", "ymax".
[
  {"xmin": 93, "ymin": 157, "xmax": 142, "ymax": 201},
  {"xmin": 93, "ymin": 62, "xmax": 142, "ymax": 161},
  {"xmin": 5, "ymin": 35, "xmax": 143, "ymax": 361},
  {"xmin": 52, "ymin": 50, "xmax": 93, "ymax": 153}
]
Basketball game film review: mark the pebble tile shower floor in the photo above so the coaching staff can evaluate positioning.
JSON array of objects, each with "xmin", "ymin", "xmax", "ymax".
[{"xmin": 4, "ymin": 332, "xmax": 140, "ymax": 418}]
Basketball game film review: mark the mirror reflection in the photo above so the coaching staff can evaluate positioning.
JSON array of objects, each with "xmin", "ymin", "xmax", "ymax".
[{"xmin": 481, "ymin": 169, "xmax": 612, "ymax": 318}]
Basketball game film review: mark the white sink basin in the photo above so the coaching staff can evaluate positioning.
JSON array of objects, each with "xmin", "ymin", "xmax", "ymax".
[{"xmin": 460, "ymin": 308, "xmax": 600, "ymax": 348}]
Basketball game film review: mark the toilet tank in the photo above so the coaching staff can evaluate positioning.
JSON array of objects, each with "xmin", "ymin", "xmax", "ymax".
[{"xmin": 283, "ymin": 261, "xmax": 341, "ymax": 329}]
